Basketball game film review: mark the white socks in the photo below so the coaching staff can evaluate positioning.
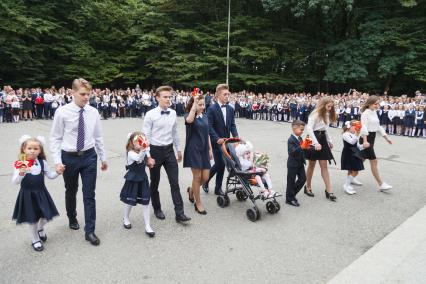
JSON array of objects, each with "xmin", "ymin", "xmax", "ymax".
[
  {"xmin": 123, "ymin": 204, "xmax": 154, "ymax": 233},
  {"xmin": 142, "ymin": 205, "xmax": 153, "ymax": 233},
  {"xmin": 345, "ymin": 176, "xmax": 353, "ymax": 187},
  {"xmin": 123, "ymin": 204, "xmax": 132, "ymax": 225},
  {"xmin": 29, "ymin": 224, "xmax": 41, "ymax": 247}
]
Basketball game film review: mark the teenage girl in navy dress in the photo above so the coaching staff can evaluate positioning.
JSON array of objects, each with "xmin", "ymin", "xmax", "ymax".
[
  {"xmin": 12, "ymin": 135, "xmax": 60, "ymax": 252},
  {"xmin": 184, "ymin": 94, "xmax": 213, "ymax": 215},
  {"xmin": 120, "ymin": 131, "xmax": 154, "ymax": 237},
  {"xmin": 404, "ymin": 104, "xmax": 415, "ymax": 136}
]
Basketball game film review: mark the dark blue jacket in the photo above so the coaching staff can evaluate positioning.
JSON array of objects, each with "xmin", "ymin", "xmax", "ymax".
[
  {"xmin": 207, "ymin": 103, "xmax": 238, "ymax": 148},
  {"xmin": 287, "ymin": 135, "xmax": 306, "ymax": 168}
]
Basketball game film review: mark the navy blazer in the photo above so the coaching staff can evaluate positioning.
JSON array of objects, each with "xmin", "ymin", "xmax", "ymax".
[
  {"xmin": 207, "ymin": 102, "xmax": 238, "ymax": 148},
  {"xmin": 287, "ymin": 135, "xmax": 306, "ymax": 168}
]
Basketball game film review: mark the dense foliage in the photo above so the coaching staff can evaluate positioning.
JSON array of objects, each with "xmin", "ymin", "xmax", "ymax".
[{"xmin": 0, "ymin": 0, "xmax": 425, "ymax": 94}]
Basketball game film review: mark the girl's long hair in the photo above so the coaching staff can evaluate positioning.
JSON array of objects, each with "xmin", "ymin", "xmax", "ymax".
[
  {"xmin": 309, "ymin": 97, "xmax": 336, "ymax": 123},
  {"xmin": 361, "ymin": 95, "xmax": 379, "ymax": 113}
]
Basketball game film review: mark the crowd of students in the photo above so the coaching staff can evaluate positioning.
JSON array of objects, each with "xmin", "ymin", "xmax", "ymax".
[{"xmin": 1, "ymin": 85, "xmax": 425, "ymax": 137}]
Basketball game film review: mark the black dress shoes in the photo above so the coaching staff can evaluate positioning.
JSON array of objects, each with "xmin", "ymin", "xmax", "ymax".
[
  {"xmin": 85, "ymin": 233, "xmax": 100, "ymax": 246},
  {"xmin": 175, "ymin": 214, "xmax": 191, "ymax": 223},
  {"xmin": 286, "ymin": 200, "xmax": 300, "ymax": 207},
  {"xmin": 38, "ymin": 229, "xmax": 47, "ymax": 242},
  {"xmin": 154, "ymin": 210, "xmax": 166, "ymax": 220},
  {"xmin": 194, "ymin": 204, "xmax": 207, "ymax": 215},
  {"xmin": 202, "ymin": 183, "xmax": 209, "ymax": 193},
  {"xmin": 31, "ymin": 241, "xmax": 44, "ymax": 252},
  {"xmin": 123, "ymin": 223, "xmax": 132, "ymax": 229},
  {"xmin": 69, "ymin": 219, "xmax": 80, "ymax": 230},
  {"xmin": 304, "ymin": 186, "xmax": 315, "ymax": 197},
  {"xmin": 214, "ymin": 189, "xmax": 224, "ymax": 196},
  {"xmin": 145, "ymin": 231, "xmax": 155, "ymax": 238}
]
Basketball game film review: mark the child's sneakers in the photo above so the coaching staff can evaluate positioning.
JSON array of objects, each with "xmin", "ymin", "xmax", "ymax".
[
  {"xmin": 351, "ymin": 178, "xmax": 363, "ymax": 186},
  {"xmin": 379, "ymin": 182, "xmax": 393, "ymax": 191},
  {"xmin": 260, "ymin": 189, "xmax": 275, "ymax": 198},
  {"xmin": 343, "ymin": 184, "xmax": 356, "ymax": 195}
]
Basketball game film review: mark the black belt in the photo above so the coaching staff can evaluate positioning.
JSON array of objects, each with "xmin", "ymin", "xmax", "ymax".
[
  {"xmin": 150, "ymin": 144, "xmax": 173, "ymax": 149},
  {"xmin": 314, "ymin": 130, "xmax": 326, "ymax": 134},
  {"xmin": 62, "ymin": 147, "xmax": 95, "ymax": 157}
]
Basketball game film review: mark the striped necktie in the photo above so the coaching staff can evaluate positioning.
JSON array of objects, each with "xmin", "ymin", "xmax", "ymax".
[{"xmin": 76, "ymin": 108, "xmax": 85, "ymax": 151}]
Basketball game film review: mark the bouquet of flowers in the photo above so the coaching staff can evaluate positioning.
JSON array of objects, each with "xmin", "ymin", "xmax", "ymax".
[
  {"xmin": 353, "ymin": 121, "xmax": 362, "ymax": 132},
  {"xmin": 300, "ymin": 135, "xmax": 313, "ymax": 150},
  {"xmin": 14, "ymin": 154, "xmax": 35, "ymax": 169},
  {"xmin": 253, "ymin": 151, "xmax": 269, "ymax": 168},
  {"xmin": 133, "ymin": 134, "xmax": 149, "ymax": 150},
  {"xmin": 191, "ymin": 87, "xmax": 200, "ymax": 97}
]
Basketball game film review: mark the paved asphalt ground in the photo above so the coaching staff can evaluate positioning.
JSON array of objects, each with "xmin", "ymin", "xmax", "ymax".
[{"xmin": 0, "ymin": 117, "xmax": 425, "ymax": 283}]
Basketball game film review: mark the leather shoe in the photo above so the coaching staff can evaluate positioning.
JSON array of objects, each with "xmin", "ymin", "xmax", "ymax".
[
  {"xmin": 145, "ymin": 231, "xmax": 155, "ymax": 238},
  {"xmin": 85, "ymin": 233, "xmax": 100, "ymax": 246},
  {"xmin": 175, "ymin": 214, "xmax": 191, "ymax": 223},
  {"xmin": 286, "ymin": 200, "xmax": 300, "ymax": 207},
  {"xmin": 69, "ymin": 219, "xmax": 80, "ymax": 230},
  {"xmin": 214, "ymin": 189, "xmax": 224, "ymax": 196},
  {"xmin": 154, "ymin": 210, "xmax": 165, "ymax": 220},
  {"xmin": 202, "ymin": 183, "xmax": 209, "ymax": 193}
]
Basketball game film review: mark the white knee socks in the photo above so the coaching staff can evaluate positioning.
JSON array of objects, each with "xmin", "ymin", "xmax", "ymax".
[
  {"xmin": 37, "ymin": 218, "xmax": 47, "ymax": 238},
  {"xmin": 142, "ymin": 205, "xmax": 153, "ymax": 233},
  {"xmin": 263, "ymin": 174, "xmax": 273, "ymax": 190},
  {"xmin": 123, "ymin": 204, "xmax": 132, "ymax": 225},
  {"xmin": 29, "ymin": 223, "xmax": 41, "ymax": 247}
]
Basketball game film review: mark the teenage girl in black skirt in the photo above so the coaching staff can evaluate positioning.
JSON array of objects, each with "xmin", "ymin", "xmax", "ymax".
[
  {"xmin": 305, "ymin": 97, "xmax": 337, "ymax": 201},
  {"xmin": 360, "ymin": 96, "xmax": 393, "ymax": 191}
]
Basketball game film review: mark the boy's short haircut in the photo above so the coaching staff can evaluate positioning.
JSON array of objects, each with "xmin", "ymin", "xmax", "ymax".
[
  {"xmin": 72, "ymin": 78, "xmax": 92, "ymax": 91},
  {"xmin": 292, "ymin": 120, "xmax": 305, "ymax": 128},
  {"xmin": 215, "ymin": 84, "xmax": 229, "ymax": 94},
  {"xmin": 155, "ymin": 86, "xmax": 173, "ymax": 97}
]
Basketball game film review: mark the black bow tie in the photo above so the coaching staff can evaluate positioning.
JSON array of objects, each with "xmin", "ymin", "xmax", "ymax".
[
  {"xmin": 298, "ymin": 136, "xmax": 302, "ymax": 142},
  {"xmin": 161, "ymin": 110, "xmax": 170, "ymax": 115},
  {"xmin": 221, "ymin": 104, "xmax": 227, "ymax": 108}
]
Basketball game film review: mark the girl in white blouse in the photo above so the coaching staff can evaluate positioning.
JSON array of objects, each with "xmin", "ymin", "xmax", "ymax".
[
  {"xmin": 305, "ymin": 97, "xmax": 337, "ymax": 201},
  {"xmin": 360, "ymin": 96, "xmax": 393, "ymax": 191},
  {"xmin": 12, "ymin": 135, "xmax": 60, "ymax": 251}
]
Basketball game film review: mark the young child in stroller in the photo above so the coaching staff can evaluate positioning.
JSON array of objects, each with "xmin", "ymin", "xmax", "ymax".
[{"xmin": 235, "ymin": 141, "xmax": 275, "ymax": 198}]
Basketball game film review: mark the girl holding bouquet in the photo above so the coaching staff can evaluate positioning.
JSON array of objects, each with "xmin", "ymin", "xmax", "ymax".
[
  {"xmin": 12, "ymin": 135, "xmax": 60, "ymax": 252},
  {"xmin": 235, "ymin": 142, "xmax": 275, "ymax": 198},
  {"xmin": 120, "ymin": 131, "xmax": 155, "ymax": 237}
]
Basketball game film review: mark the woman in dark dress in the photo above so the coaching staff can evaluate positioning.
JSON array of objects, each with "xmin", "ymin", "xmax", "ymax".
[{"xmin": 183, "ymin": 94, "xmax": 213, "ymax": 215}]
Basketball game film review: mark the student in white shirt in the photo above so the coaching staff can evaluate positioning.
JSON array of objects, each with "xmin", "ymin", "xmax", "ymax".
[
  {"xmin": 305, "ymin": 97, "xmax": 337, "ymax": 201},
  {"xmin": 142, "ymin": 86, "xmax": 191, "ymax": 223},
  {"xmin": 50, "ymin": 78, "xmax": 108, "ymax": 246},
  {"xmin": 360, "ymin": 96, "xmax": 393, "ymax": 191}
]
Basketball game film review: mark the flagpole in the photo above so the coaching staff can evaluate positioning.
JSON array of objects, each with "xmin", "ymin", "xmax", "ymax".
[{"xmin": 226, "ymin": 0, "xmax": 231, "ymax": 85}]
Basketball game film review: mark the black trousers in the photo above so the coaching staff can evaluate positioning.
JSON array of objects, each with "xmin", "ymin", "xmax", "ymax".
[
  {"xmin": 286, "ymin": 166, "xmax": 306, "ymax": 202},
  {"xmin": 149, "ymin": 145, "xmax": 184, "ymax": 216},
  {"xmin": 62, "ymin": 148, "xmax": 97, "ymax": 233},
  {"xmin": 207, "ymin": 146, "xmax": 225, "ymax": 192}
]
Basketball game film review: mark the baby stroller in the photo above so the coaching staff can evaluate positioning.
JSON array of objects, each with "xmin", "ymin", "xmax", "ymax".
[{"xmin": 217, "ymin": 138, "xmax": 282, "ymax": 222}]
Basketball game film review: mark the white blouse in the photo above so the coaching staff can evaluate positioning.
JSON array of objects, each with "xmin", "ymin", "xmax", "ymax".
[
  {"xmin": 127, "ymin": 149, "xmax": 149, "ymax": 165},
  {"xmin": 360, "ymin": 109, "xmax": 387, "ymax": 136},
  {"xmin": 12, "ymin": 160, "xmax": 58, "ymax": 185},
  {"xmin": 342, "ymin": 132, "xmax": 364, "ymax": 150},
  {"xmin": 306, "ymin": 112, "xmax": 332, "ymax": 145}
]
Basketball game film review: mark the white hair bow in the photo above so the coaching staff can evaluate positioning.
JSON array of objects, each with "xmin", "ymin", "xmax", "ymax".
[
  {"xmin": 127, "ymin": 132, "xmax": 132, "ymax": 139},
  {"xmin": 344, "ymin": 121, "xmax": 351, "ymax": 128},
  {"xmin": 18, "ymin": 135, "xmax": 31, "ymax": 144},
  {"xmin": 36, "ymin": 136, "xmax": 46, "ymax": 146}
]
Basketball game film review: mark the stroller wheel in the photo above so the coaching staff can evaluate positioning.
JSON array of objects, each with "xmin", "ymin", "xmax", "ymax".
[
  {"xmin": 246, "ymin": 207, "xmax": 258, "ymax": 222},
  {"xmin": 273, "ymin": 201, "xmax": 281, "ymax": 212},
  {"xmin": 224, "ymin": 195, "xmax": 230, "ymax": 207},
  {"xmin": 266, "ymin": 201, "xmax": 277, "ymax": 214},
  {"xmin": 217, "ymin": 196, "xmax": 228, "ymax": 208},
  {"xmin": 236, "ymin": 190, "xmax": 248, "ymax": 201}
]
